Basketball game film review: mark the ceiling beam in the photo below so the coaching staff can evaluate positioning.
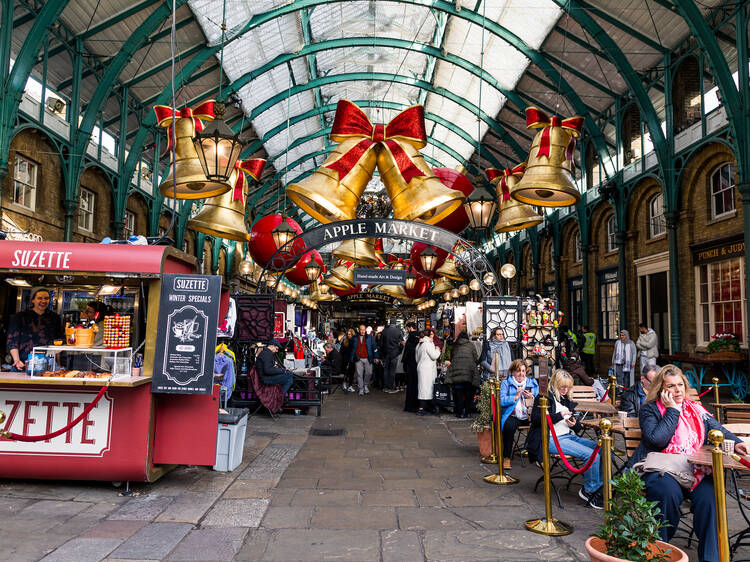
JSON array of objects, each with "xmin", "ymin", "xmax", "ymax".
[
  {"xmin": 575, "ymin": 0, "xmax": 669, "ymax": 53},
  {"xmin": 77, "ymin": 0, "xmax": 162, "ymax": 41}
]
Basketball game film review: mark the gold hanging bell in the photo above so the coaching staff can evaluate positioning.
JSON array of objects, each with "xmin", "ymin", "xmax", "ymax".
[
  {"xmin": 310, "ymin": 281, "xmax": 335, "ymax": 301},
  {"xmin": 436, "ymin": 255, "xmax": 463, "ymax": 281},
  {"xmin": 378, "ymin": 284, "xmax": 409, "ymax": 301},
  {"xmin": 432, "ymin": 276, "xmax": 455, "ymax": 294},
  {"xmin": 158, "ymin": 115, "xmax": 231, "ymax": 200},
  {"xmin": 511, "ymin": 108, "xmax": 583, "ymax": 208},
  {"xmin": 332, "ymin": 238, "xmax": 381, "ymax": 267},
  {"xmin": 188, "ymin": 171, "xmax": 249, "ymax": 241},
  {"xmin": 378, "ymin": 143, "xmax": 466, "ymax": 224},
  {"xmin": 486, "ymin": 165, "xmax": 543, "ymax": 233},
  {"xmin": 286, "ymin": 137, "xmax": 376, "ymax": 224},
  {"xmin": 326, "ymin": 261, "xmax": 355, "ymax": 289}
]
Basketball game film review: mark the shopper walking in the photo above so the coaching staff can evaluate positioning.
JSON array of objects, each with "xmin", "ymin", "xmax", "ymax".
[
  {"xmin": 636, "ymin": 322, "xmax": 659, "ymax": 373},
  {"xmin": 612, "ymin": 329, "xmax": 637, "ymax": 388},
  {"xmin": 581, "ymin": 325, "xmax": 596, "ymax": 378},
  {"xmin": 416, "ymin": 329, "xmax": 440, "ymax": 415},
  {"xmin": 444, "ymin": 331, "xmax": 478, "ymax": 418},
  {"xmin": 350, "ymin": 324, "xmax": 379, "ymax": 395},
  {"xmin": 382, "ymin": 318, "xmax": 404, "ymax": 393},
  {"xmin": 479, "ymin": 327, "xmax": 513, "ymax": 380},
  {"xmin": 402, "ymin": 322, "xmax": 420, "ymax": 412}
]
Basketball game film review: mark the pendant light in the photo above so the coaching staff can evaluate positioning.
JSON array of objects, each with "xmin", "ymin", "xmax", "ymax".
[
  {"xmin": 405, "ymin": 272, "xmax": 417, "ymax": 291},
  {"xmin": 305, "ymin": 261, "xmax": 322, "ymax": 282},
  {"xmin": 192, "ymin": 0, "xmax": 243, "ymax": 182},
  {"xmin": 451, "ymin": 288, "xmax": 460, "ymax": 299},
  {"xmin": 419, "ymin": 247, "xmax": 438, "ymax": 273},
  {"xmin": 459, "ymin": 284, "xmax": 470, "ymax": 296},
  {"xmin": 271, "ymin": 220, "xmax": 296, "ymax": 251},
  {"xmin": 469, "ymin": 278, "xmax": 481, "ymax": 291},
  {"xmin": 463, "ymin": 185, "xmax": 497, "ymax": 233},
  {"xmin": 239, "ymin": 259, "xmax": 253, "ymax": 276}
]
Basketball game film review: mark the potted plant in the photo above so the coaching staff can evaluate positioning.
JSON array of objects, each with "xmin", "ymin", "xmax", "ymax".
[
  {"xmin": 471, "ymin": 381, "xmax": 493, "ymax": 457},
  {"xmin": 706, "ymin": 332, "xmax": 743, "ymax": 360},
  {"xmin": 585, "ymin": 470, "xmax": 688, "ymax": 561}
]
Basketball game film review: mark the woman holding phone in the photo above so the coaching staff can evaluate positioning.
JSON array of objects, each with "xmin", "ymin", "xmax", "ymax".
[{"xmin": 499, "ymin": 359, "xmax": 538, "ymax": 468}]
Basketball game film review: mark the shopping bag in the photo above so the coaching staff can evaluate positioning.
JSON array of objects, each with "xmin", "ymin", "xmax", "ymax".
[{"xmin": 433, "ymin": 381, "xmax": 453, "ymax": 407}]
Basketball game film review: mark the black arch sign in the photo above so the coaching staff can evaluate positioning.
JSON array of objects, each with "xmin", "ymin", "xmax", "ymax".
[{"xmin": 259, "ymin": 219, "xmax": 500, "ymax": 297}]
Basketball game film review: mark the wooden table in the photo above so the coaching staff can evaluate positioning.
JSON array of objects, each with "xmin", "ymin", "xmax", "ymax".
[
  {"xmin": 580, "ymin": 417, "xmax": 626, "ymax": 435},
  {"xmin": 688, "ymin": 446, "xmax": 748, "ymax": 470},
  {"xmin": 576, "ymin": 400, "xmax": 617, "ymax": 416}
]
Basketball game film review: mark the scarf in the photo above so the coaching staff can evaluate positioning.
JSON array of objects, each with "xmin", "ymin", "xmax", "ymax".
[
  {"xmin": 486, "ymin": 339, "xmax": 512, "ymax": 374},
  {"xmin": 656, "ymin": 398, "xmax": 710, "ymax": 489},
  {"xmin": 614, "ymin": 338, "xmax": 633, "ymax": 368},
  {"xmin": 509, "ymin": 376, "xmax": 529, "ymax": 419}
]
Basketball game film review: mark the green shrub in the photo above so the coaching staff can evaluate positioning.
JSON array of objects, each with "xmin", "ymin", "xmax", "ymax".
[{"xmin": 471, "ymin": 381, "xmax": 492, "ymax": 432}]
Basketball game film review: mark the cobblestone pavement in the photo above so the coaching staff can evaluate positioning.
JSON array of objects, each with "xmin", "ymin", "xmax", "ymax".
[{"xmin": 2, "ymin": 389, "xmax": 749, "ymax": 560}]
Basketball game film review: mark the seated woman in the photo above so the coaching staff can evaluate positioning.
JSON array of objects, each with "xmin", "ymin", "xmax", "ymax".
[
  {"xmin": 527, "ymin": 369, "xmax": 604, "ymax": 509},
  {"xmin": 499, "ymin": 359, "xmax": 538, "ymax": 469},
  {"xmin": 631, "ymin": 364, "xmax": 748, "ymax": 562}
]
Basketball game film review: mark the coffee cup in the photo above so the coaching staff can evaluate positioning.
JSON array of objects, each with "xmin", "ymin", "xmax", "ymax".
[
  {"xmin": 723, "ymin": 439, "xmax": 735, "ymax": 454},
  {"xmin": 617, "ymin": 411, "xmax": 628, "ymax": 424}
]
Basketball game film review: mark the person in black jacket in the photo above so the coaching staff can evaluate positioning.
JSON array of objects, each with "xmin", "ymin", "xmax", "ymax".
[
  {"xmin": 444, "ymin": 332, "xmax": 478, "ymax": 418},
  {"xmin": 256, "ymin": 339, "xmax": 293, "ymax": 395},
  {"xmin": 619, "ymin": 364, "xmax": 657, "ymax": 417},
  {"xmin": 526, "ymin": 369, "xmax": 604, "ymax": 509},
  {"xmin": 402, "ymin": 322, "xmax": 420, "ymax": 412},
  {"xmin": 321, "ymin": 342, "xmax": 343, "ymax": 380},
  {"xmin": 630, "ymin": 364, "xmax": 747, "ymax": 562},
  {"xmin": 382, "ymin": 319, "xmax": 404, "ymax": 393}
]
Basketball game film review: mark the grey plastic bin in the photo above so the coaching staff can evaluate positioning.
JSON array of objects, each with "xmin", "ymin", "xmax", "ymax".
[{"xmin": 213, "ymin": 408, "xmax": 248, "ymax": 472}]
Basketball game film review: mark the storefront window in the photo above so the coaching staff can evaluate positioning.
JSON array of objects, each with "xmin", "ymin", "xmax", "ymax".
[
  {"xmin": 78, "ymin": 188, "xmax": 95, "ymax": 232},
  {"xmin": 599, "ymin": 272, "xmax": 619, "ymax": 340},
  {"xmin": 649, "ymin": 193, "xmax": 666, "ymax": 238},
  {"xmin": 13, "ymin": 155, "xmax": 37, "ymax": 210},
  {"xmin": 697, "ymin": 257, "xmax": 745, "ymax": 344},
  {"xmin": 711, "ymin": 163, "xmax": 735, "ymax": 219},
  {"xmin": 605, "ymin": 216, "xmax": 617, "ymax": 252}
]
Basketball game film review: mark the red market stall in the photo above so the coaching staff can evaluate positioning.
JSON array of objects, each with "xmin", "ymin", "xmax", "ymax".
[{"xmin": 0, "ymin": 241, "xmax": 220, "ymax": 482}]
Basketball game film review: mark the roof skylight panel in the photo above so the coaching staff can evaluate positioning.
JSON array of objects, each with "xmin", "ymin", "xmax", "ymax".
[
  {"xmin": 497, "ymin": 0, "xmax": 561, "ymax": 49},
  {"xmin": 263, "ymin": 118, "xmax": 321, "ymax": 157},
  {"xmin": 250, "ymin": 92, "xmax": 316, "ymax": 139},
  {"xmin": 310, "ymin": 1, "xmax": 371, "ymax": 42}
]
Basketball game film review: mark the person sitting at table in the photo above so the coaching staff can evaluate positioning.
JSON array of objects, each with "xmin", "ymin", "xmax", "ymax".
[
  {"xmin": 499, "ymin": 359, "xmax": 538, "ymax": 469},
  {"xmin": 256, "ymin": 339, "xmax": 293, "ymax": 396},
  {"xmin": 7, "ymin": 287, "xmax": 62, "ymax": 371},
  {"xmin": 631, "ymin": 364, "xmax": 747, "ymax": 562},
  {"xmin": 527, "ymin": 369, "xmax": 604, "ymax": 509},
  {"xmin": 321, "ymin": 342, "xmax": 343, "ymax": 385},
  {"xmin": 619, "ymin": 365, "xmax": 657, "ymax": 417}
]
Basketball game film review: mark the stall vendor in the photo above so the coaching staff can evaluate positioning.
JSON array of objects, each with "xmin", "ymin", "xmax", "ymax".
[
  {"xmin": 7, "ymin": 287, "xmax": 62, "ymax": 371},
  {"xmin": 81, "ymin": 300, "xmax": 108, "ymax": 347}
]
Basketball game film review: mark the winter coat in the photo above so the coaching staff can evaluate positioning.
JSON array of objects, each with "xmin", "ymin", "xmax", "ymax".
[
  {"xmin": 416, "ymin": 336, "xmax": 440, "ymax": 400},
  {"xmin": 382, "ymin": 323, "xmax": 404, "ymax": 357},
  {"xmin": 526, "ymin": 391, "xmax": 582, "ymax": 464},
  {"xmin": 611, "ymin": 334, "xmax": 637, "ymax": 372},
  {"xmin": 619, "ymin": 382, "xmax": 646, "ymax": 418},
  {"xmin": 479, "ymin": 338, "xmax": 513, "ymax": 377},
  {"xmin": 444, "ymin": 334, "xmax": 478, "ymax": 385},
  {"xmin": 402, "ymin": 331, "xmax": 419, "ymax": 370},
  {"xmin": 636, "ymin": 329, "xmax": 659, "ymax": 360},
  {"xmin": 499, "ymin": 376, "xmax": 539, "ymax": 428},
  {"xmin": 350, "ymin": 333, "xmax": 379, "ymax": 363}
]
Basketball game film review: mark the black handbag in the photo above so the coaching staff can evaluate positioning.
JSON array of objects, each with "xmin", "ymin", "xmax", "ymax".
[{"xmin": 433, "ymin": 376, "xmax": 453, "ymax": 407}]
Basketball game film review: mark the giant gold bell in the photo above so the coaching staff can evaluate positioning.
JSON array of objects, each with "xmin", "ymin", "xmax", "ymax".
[
  {"xmin": 378, "ymin": 284, "xmax": 409, "ymax": 301},
  {"xmin": 493, "ymin": 168, "xmax": 543, "ymax": 233},
  {"xmin": 378, "ymin": 143, "xmax": 466, "ymax": 224},
  {"xmin": 310, "ymin": 281, "xmax": 335, "ymax": 302},
  {"xmin": 436, "ymin": 255, "xmax": 463, "ymax": 281},
  {"xmin": 188, "ymin": 171, "xmax": 249, "ymax": 242},
  {"xmin": 332, "ymin": 238, "xmax": 381, "ymax": 267},
  {"xmin": 511, "ymin": 125, "xmax": 580, "ymax": 208},
  {"xmin": 159, "ymin": 117, "xmax": 231, "ymax": 199},
  {"xmin": 432, "ymin": 276, "xmax": 455, "ymax": 294},
  {"xmin": 326, "ymin": 261, "xmax": 355, "ymax": 289},
  {"xmin": 286, "ymin": 137, "xmax": 376, "ymax": 224}
]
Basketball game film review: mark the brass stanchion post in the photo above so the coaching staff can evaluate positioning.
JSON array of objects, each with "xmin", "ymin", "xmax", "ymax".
[
  {"xmin": 481, "ymin": 352, "xmax": 500, "ymax": 464},
  {"xmin": 484, "ymin": 378, "xmax": 518, "ymax": 485},
  {"xmin": 708, "ymin": 429, "xmax": 730, "ymax": 562},
  {"xmin": 712, "ymin": 377, "xmax": 722, "ymax": 423},
  {"xmin": 609, "ymin": 374, "xmax": 617, "ymax": 407},
  {"xmin": 525, "ymin": 393, "xmax": 573, "ymax": 535},
  {"xmin": 599, "ymin": 418, "xmax": 613, "ymax": 512}
]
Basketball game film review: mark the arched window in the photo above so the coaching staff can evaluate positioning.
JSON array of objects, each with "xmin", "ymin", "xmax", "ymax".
[
  {"xmin": 648, "ymin": 193, "xmax": 666, "ymax": 238},
  {"xmin": 711, "ymin": 163, "xmax": 735, "ymax": 218},
  {"xmin": 622, "ymin": 104, "xmax": 641, "ymax": 163},
  {"xmin": 605, "ymin": 216, "xmax": 617, "ymax": 252},
  {"xmin": 574, "ymin": 230, "xmax": 582, "ymax": 263}
]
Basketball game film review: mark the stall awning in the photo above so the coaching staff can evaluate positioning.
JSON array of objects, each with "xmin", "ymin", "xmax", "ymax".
[{"xmin": 0, "ymin": 242, "xmax": 198, "ymax": 276}]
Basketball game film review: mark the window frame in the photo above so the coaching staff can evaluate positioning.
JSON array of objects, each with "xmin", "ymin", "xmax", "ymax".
[
  {"xmin": 12, "ymin": 154, "xmax": 38, "ymax": 210},
  {"xmin": 648, "ymin": 192, "xmax": 666, "ymax": 239},
  {"xmin": 77, "ymin": 187, "xmax": 95, "ymax": 233},
  {"xmin": 710, "ymin": 163, "xmax": 736, "ymax": 219},
  {"xmin": 695, "ymin": 257, "xmax": 746, "ymax": 346},
  {"xmin": 123, "ymin": 210, "xmax": 136, "ymax": 238},
  {"xmin": 598, "ymin": 269, "xmax": 620, "ymax": 341},
  {"xmin": 573, "ymin": 230, "xmax": 582, "ymax": 263},
  {"xmin": 605, "ymin": 215, "xmax": 617, "ymax": 253}
]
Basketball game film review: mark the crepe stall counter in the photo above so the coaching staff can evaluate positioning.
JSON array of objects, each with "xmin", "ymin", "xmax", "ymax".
[{"xmin": 0, "ymin": 241, "xmax": 220, "ymax": 482}]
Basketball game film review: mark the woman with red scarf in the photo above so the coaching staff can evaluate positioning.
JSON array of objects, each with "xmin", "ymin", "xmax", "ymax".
[{"xmin": 630, "ymin": 365, "xmax": 748, "ymax": 562}]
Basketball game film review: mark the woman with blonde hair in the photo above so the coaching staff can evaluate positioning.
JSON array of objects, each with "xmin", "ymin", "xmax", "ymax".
[
  {"xmin": 631, "ymin": 364, "xmax": 747, "ymax": 562},
  {"xmin": 526, "ymin": 369, "xmax": 604, "ymax": 509}
]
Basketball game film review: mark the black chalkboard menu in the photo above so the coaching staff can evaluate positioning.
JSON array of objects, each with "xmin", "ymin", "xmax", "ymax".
[{"xmin": 151, "ymin": 274, "xmax": 221, "ymax": 394}]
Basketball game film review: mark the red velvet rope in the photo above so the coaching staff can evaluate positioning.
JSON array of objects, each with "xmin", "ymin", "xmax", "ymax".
[
  {"xmin": 732, "ymin": 453, "xmax": 750, "ymax": 470},
  {"xmin": 546, "ymin": 413, "xmax": 602, "ymax": 474},
  {"xmin": 1, "ymin": 385, "xmax": 108, "ymax": 442},
  {"xmin": 600, "ymin": 388, "xmax": 609, "ymax": 402},
  {"xmin": 697, "ymin": 387, "xmax": 712, "ymax": 398}
]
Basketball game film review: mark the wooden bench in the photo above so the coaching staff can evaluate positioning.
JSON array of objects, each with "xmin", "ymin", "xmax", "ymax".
[
  {"xmin": 712, "ymin": 403, "xmax": 750, "ymax": 425},
  {"xmin": 571, "ymin": 385, "xmax": 597, "ymax": 401}
]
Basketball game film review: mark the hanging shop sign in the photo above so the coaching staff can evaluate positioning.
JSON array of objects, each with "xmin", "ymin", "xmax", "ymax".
[
  {"xmin": 152, "ymin": 274, "xmax": 221, "ymax": 395},
  {"xmin": 353, "ymin": 268, "xmax": 407, "ymax": 285},
  {"xmin": 691, "ymin": 234, "xmax": 745, "ymax": 265},
  {"xmin": 339, "ymin": 292, "xmax": 398, "ymax": 305}
]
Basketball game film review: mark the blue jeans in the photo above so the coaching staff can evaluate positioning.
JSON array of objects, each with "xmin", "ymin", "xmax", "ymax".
[
  {"xmin": 262, "ymin": 371, "xmax": 293, "ymax": 396},
  {"xmin": 548, "ymin": 433, "xmax": 603, "ymax": 493}
]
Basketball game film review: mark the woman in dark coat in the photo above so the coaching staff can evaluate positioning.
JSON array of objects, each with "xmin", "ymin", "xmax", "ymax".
[
  {"xmin": 402, "ymin": 322, "xmax": 420, "ymax": 412},
  {"xmin": 444, "ymin": 332, "xmax": 478, "ymax": 418}
]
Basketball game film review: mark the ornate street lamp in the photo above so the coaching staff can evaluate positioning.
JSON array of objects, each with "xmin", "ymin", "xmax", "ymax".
[
  {"xmin": 271, "ymin": 220, "xmax": 296, "ymax": 251},
  {"xmin": 419, "ymin": 247, "xmax": 438, "ymax": 273},
  {"xmin": 405, "ymin": 272, "xmax": 417, "ymax": 290},
  {"xmin": 463, "ymin": 184, "xmax": 497, "ymax": 233},
  {"xmin": 305, "ymin": 261, "xmax": 322, "ymax": 282},
  {"xmin": 192, "ymin": 102, "xmax": 243, "ymax": 182}
]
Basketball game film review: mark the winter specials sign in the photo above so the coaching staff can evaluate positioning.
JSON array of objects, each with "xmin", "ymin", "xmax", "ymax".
[{"xmin": 152, "ymin": 274, "xmax": 221, "ymax": 394}]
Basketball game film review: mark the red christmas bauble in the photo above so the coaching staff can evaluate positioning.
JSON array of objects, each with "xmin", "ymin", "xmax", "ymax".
[
  {"xmin": 410, "ymin": 242, "xmax": 448, "ymax": 279},
  {"xmin": 404, "ymin": 269, "xmax": 431, "ymax": 299},
  {"xmin": 432, "ymin": 167, "xmax": 474, "ymax": 234},
  {"xmin": 332, "ymin": 285, "xmax": 361, "ymax": 297},
  {"xmin": 248, "ymin": 214, "xmax": 305, "ymax": 269},
  {"xmin": 284, "ymin": 250, "xmax": 323, "ymax": 286}
]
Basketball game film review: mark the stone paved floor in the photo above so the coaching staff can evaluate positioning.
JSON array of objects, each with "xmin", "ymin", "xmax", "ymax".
[{"xmin": 2, "ymin": 389, "xmax": 750, "ymax": 561}]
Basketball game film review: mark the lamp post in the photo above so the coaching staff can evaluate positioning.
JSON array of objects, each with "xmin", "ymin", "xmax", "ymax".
[{"xmin": 500, "ymin": 263, "xmax": 517, "ymax": 296}]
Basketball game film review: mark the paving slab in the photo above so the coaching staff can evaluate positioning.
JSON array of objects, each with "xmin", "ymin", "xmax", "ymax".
[
  {"xmin": 155, "ymin": 491, "xmax": 222, "ymax": 524},
  {"xmin": 361, "ymin": 490, "xmax": 417, "ymax": 507},
  {"xmin": 109, "ymin": 522, "xmax": 193, "ymax": 560},
  {"xmin": 201, "ymin": 498, "xmax": 270, "ymax": 528},
  {"xmin": 232, "ymin": 528, "xmax": 271, "ymax": 561},
  {"xmin": 260, "ymin": 529, "xmax": 380, "ymax": 561},
  {"xmin": 223, "ymin": 480, "xmax": 277, "ymax": 499},
  {"xmin": 396, "ymin": 506, "xmax": 478, "ymax": 531},
  {"xmin": 166, "ymin": 527, "xmax": 248, "ymax": 561},
  {"xmin": 106, "ymin": 495, "xmax": 174, "ymax": 521},
  {"xmin": 310, "ymin": 506, "xmax": 398, "ymax": 530},
  {"xmin": 380, "ymin": 529, "xmax": 423, "ymax": 562},
  {"xmin": 422, "ymin": 529, "xmax": 579, "ymax": 561},
  {"xmin": 40, "ymin": 537, "xmax": 122, "ymax": 561},
  {"xmin": 290, "ymin": 489, "xmax": 361, "ymax": 507},
  {"xmin": 81, "ymin": 520, "xmax": 149, "ymax": 540},
  {"xmin": 260, "ymin": 506, "xmax": 313, "ymax": 529}
]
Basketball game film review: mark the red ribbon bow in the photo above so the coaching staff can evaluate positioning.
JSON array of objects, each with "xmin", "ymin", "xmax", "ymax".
[
  {"xmin": 485, "ymin": 164, "xmax": 525, "ymax": 201},
  {"xmin": 232, "ymin": 158, "xmax": 266, "ymax": 203},
  {"xmin": 325, "ymin": 100, "xmax": 427, "ymax": 183},
  {"xmin": 525, "ymin": 107, "xmax": 584, "ymax": 159},
  {"xmin": 153, "ymin": 101, "xmax": 216, "ymax": 156}
]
